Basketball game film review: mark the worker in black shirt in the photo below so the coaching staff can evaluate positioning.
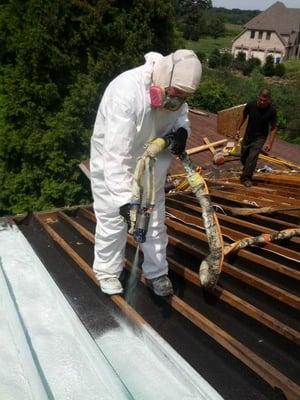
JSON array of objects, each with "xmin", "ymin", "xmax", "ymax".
[{"xmin": 236, "ymin": 88, "xmax": 277, "ymax": 187}]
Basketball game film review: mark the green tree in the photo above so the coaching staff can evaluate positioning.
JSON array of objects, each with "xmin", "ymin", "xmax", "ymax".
[
  {"xmin": 220, "ymin": 52, "xmax": 233, "ymax": 68},
  {"xmin": 208, "ymin": 48, "xmax": 221, "ymax": 68},
  {"xmin": 197, "ymin": 12, "xmax": 210, "ymax": 36},
  {"xmin": 173, "ymin": 0, "xmax": 212, "ymax": 41},
  {"xmin": 274, "ymin": 63, "xmax": 286, "ymax": 77},
  {"xmin": 208, "ymin": 7, "xmax": 259, "ymax": 25},
  {"xmin": 233, "ymin": 51, "xmax": 247, "ymax": 72},
  {"xmin": 208, "ymin": 16, "xmax": 225, "ymax": 38},
  {"xmin": 242, "ymin": 57, "xmax": 261, "ymax": 76},
  {"xmin": 188, "ymin": 79, "xmax": 235, "ymax": 112},
  {"xmin": 0, "ymin": 0, "xmax": 177, "ymax": 215},
  {"xmin": 262, "ymin": 55, "xmax": 275, "ymax": 76}
]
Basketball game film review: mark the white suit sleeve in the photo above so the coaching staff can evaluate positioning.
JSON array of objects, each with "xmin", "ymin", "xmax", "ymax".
[
  {"xmin": 172, "ymin": 103, "xmax": 191, "ymax": 135},
  {"xmin": 103, "ymin": 98, "xmax": 138, "ymax": 208}
]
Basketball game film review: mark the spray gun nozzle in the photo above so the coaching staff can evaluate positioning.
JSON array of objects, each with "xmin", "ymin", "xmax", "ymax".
[{"xmin": 133, "ymin": 208, "xmax": 150, "ymax": 243}]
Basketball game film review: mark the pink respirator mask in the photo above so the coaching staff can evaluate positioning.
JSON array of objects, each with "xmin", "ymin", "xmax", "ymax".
[
  {"xmin": 149, "ymin": 86, "xmax": 165, "ymax": 108},
  {"xmin": 150, "ymin": 86, "xmax": 185, "ymax": 111}
]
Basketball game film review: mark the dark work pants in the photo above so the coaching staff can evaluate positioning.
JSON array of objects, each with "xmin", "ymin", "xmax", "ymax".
[{"xmin": 240, "ymin": 136, "xmax": 266, "ymax": 182}]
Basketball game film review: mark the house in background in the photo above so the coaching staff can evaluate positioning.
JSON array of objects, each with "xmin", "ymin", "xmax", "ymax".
[{"xmin": 231, "ymin": 1, "xmax": 300, "ymax": 64}]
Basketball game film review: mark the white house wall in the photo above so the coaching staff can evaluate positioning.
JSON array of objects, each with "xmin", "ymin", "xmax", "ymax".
[{"xmin": 232, "ymin": 30, "xmax": 286, "ymax": 63}]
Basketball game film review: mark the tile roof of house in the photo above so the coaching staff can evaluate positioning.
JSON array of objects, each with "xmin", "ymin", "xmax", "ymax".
[{"xmin": 244, "ymin": 1, "xmax": 300, "ymax": 37}]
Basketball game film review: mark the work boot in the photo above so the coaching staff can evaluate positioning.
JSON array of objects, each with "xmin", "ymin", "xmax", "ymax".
[
  {"xmin": 146, "ymin": 275, "xmax": 174, "ymax": 296},
  {"xmin": 243, "ymin": 180, "xmax": 253, "ymax": 187},
  {"xmin": 99, "ymin": 277, "xmax": 123, "ymax": 295}
]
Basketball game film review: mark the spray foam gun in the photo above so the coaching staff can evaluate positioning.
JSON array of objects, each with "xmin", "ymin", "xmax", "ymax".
[
  {"xmin": 123, "ymin": 138, "xmax": 167, "ymax": 300},
  {"xmin": 129, "ymin": 137, "xmax": 168, "ymax": 243}
]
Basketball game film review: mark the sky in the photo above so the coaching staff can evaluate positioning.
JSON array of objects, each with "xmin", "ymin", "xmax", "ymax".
[{"xmin": 212, "ymin": 0, "xmax": 300, "ymax": 11}]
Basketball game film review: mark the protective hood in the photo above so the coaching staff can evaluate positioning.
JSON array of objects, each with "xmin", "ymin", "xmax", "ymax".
[
  {"xmin": 143, "ymin": 52, "xmax": 164, "ymax": 87},
  {"xmin": 152, "ymin": 49, "xmax": 202, "ymax": 94}
]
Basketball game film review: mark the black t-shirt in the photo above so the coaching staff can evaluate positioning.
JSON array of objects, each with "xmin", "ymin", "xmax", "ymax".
[{"xmin": 244, "ymin": 101, "xmax": 277, "ymax": 140}]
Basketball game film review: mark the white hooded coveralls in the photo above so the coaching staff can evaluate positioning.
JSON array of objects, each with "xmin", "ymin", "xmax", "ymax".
[{"xmin": 90, "ymin": 52, "xmax": 192, "ymax": 281}]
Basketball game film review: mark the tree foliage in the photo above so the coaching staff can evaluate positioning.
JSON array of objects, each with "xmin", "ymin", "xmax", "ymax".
[
  {"xmin": 209, "ymin": 7, "xmax": 259, "ymax": 25},
  {"xmin": 220, "ymin": 52, "xmax": 234, "ymax": 68},
  {"xmin": 208, "ymin": 48, "xmax": 221, "ymax": 68},
  {"xmin": 193, "ymin": 65, "xmax": 300, "ymax": 145},
  {"xmin": 207, "ymin": 15, "xmax": 225, "ymax": 38},
  {"xmin": 233, "ymin": 51, "xmax": 246, "ymax": 71},
  {"xmin": 274, "ymin": 63, "xmax": 286, "ymax": 77},
  {"xmin": 188, "ymin": 78, "xmax": 235, "ymax": 113},
  {"xmin": 262, "ymin": 55, "xmax": 275, "ymax": 76},
  {"xmin": 173, "ymin": 0, "xmax": 212, "ymax": 41},
  {"xmin": 241, "ymin": 56, "xmax": 261, "ymax": 76},
  {"xmin": 0, "ymin": 0, "xmax": 177, "ymax": 215}
]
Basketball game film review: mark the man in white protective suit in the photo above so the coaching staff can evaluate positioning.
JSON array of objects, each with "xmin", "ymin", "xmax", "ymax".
[{"xmin": 90, "ymin": 50, "xmax": 202, "ymax": 295}]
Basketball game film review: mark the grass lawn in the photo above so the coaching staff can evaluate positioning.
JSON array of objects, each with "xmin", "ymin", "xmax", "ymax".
[
  {"xmin": 284, "ymin": 59, "xmax": 300, "ymax": 71},
  {"xmin": 185, "ymin": 36, "xmax": 233, "ymax": 56},
  {"xmin": 185, "ymin": 24, "xmax": 242, "ymax": 57},
  {"xmin": 225, "ymin": 23, "xmax": 242, "ymax": 32},
  {"xmin": 284, "ymin": 59, "xmax": 300, "ymax": 78}
]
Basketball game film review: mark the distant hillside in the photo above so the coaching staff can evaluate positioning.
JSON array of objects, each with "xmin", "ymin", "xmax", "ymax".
[
  {"xmin": 174, "ymin": 3, "xmax": 258, "ymax": 42},
  {"xmin": 209, "ymin": 7, "xmax": 260, "ymax": 25}
]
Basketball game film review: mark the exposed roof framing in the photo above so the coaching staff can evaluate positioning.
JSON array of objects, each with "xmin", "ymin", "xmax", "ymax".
[{"xmin": 13, "ymin": 171, "xmax": 300, "ymax": 400}]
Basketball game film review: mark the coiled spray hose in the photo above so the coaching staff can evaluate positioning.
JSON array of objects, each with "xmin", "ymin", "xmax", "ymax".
[
  {"xmin": 130, "ymin": 137, "xmax": 224, "ymax": 289},
  {"xmin": 125, "ymin": 138, "xmax": 167, "ymax": 302},
  {"xmin": 130, "ymin": 138, "xmax": 167, "ymax": 242},
  {"xmin": 179, "ymin": 152, "xmax": 224, "ymax": 288}
]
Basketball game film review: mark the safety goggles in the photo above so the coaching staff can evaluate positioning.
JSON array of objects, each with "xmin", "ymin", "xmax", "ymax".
[
  {"xmin": 164, "ymin": 86, "xmax": 187, "ymax": 111},
  {"xmin": 163, "ymin": 94, "xmax": 186, "ymax": 111}
]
